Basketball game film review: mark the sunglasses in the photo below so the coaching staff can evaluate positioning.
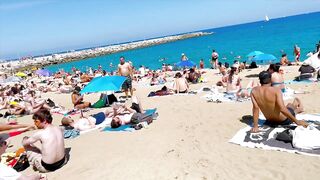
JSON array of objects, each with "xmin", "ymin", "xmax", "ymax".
[{"xmin": 0, "ymin": 141, "xmax": 7, "ymax": 147}]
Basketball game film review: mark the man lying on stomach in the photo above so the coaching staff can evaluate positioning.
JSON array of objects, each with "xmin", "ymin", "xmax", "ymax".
[{"xmin": 250, "ymin": 71, "xmax": 308, "ymax": 133}]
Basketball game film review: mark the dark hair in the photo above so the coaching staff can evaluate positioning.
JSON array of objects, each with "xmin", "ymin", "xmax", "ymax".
[
  {"xmin": 175, "ymin": 72, "xmax": 182, "ymax": 78},
  {"xmin": 120, "ymin": 56, "xmax": 125, "ymax": 60},
  {"xmin": 110, "ymin": 119, "xmax": 121, "ymax": 128},
  {"xmin": 32, "ymin": 108, "xmax": 53, "ymax": 123},
  {"xmin": 259, "ymin": 71, "xmax": 271, "ymax": 85},
  {"xmin": 212, "ymin": 49, "xmax": 215, "ymax": 52},
  {"xmin": 268, "ymin": 64, "xmax": 280, "ymax": 73},
  {"xmin": 74, "ymin": 86, "xmax": 81, "ymax": 92},
  {"xmin": 228, "ymin": 67, "xmax": 237, "ymax": 83},
  {"xmin": 281, "ymin": 54, "xmax": 287, "ymax": 57}
]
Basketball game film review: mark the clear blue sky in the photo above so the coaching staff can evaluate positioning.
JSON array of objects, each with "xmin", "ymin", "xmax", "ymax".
[{"xmin": 0, "ymin": 0, "xmax": 319, "ymax": 59}]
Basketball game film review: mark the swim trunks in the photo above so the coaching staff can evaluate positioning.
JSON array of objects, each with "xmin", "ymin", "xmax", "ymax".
[
  {"xmin": 122, "ymin": 76, "xmax": 132, "ymax": 90},
  {"xmin": 91, "ymin": 112, "xmax": 106, "ymax": 125},
  {"xmin": 265, "ymin": 107, "xmax": 295, "ymax": 126},
  {"xmin": 41, "ymin": 156, "xmax": 66, "ymax": 171}
]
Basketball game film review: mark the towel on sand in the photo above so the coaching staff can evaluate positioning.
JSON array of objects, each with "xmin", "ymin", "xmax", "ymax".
[{"xmin": 229, "ymin": 114, "xmax": 320, "ymax": 156}]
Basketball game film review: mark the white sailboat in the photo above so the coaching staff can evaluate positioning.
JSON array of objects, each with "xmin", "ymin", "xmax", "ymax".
[{"xmin": 265, "ymin": 15, "xmax": 270, "ymax": 22}]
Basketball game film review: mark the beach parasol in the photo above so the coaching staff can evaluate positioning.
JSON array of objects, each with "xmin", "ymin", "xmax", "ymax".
[
  {"xmin": 15, "ymin": 72, "xmax": 27, "ymax": 77},
  {"xmin": 175, "ymin": 60, "xmax": 196, "ymax": 67},
  {"xmin": 247, "ymin": 51, "xmax": 264, "ymax": 57},
  {"xmin": 251, "ymin": 54, "xmax": 277, "ymax": 64},
  {"xmin": 80, "ymin": 76, "xmax": 126, "ymax": 94},
  {"xmin": 36, "ymin": 69, "xmax": 52, "ymax": 77}
]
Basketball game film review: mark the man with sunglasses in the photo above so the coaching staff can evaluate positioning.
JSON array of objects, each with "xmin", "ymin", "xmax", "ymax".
[{"xmin": 22, "ymin": 108, "xmax": 66, "ymax": 173}]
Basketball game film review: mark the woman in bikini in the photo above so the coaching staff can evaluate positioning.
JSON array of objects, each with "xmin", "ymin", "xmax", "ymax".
[{"xmin": 268, "ymin": 64, "xmax": 285, "ymax": 93}]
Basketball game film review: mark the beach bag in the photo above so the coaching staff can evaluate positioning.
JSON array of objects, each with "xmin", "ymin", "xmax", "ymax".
[
  {"xmin": 13, "ymin": 154, "xmax": 29, "ymax": 172},
  {"xmin": 46, "ymin": 99, "xmax": 55, "ymax": 107}
]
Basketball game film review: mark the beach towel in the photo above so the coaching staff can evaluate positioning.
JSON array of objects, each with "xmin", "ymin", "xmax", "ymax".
[
  {"xmin": 229, "ymin": 114, "xmax": 320, "ymax": 156},
  {"xmin": 91, "ymin": 99, "xmax": 106, "ymax": 108},
  {"xmin": 202, "ymin": 92, "xmax": 250, "ymax": 103},
  {"xmin": 285, "ymin": 79, "xmax": 318, "ymax": 85}
]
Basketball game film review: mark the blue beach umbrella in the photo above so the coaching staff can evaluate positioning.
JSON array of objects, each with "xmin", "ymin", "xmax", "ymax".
[
  {"xmin": 35, "ymin": 69, "xmax": 52, "ymax": 77},
  {"xmin": 80, "ymin": 76, "xmax": 126, "ymax": 94},
  {"xmin": 175, "ymin": 60, "xmax": 196, "ymax": 67},
  {"xmin": 247, "ymin": 51, "xmax": 264, "ymax": 57},
  {"xmin": 251, "ymin": 54, "xmax": 277, "ymax": 64}
]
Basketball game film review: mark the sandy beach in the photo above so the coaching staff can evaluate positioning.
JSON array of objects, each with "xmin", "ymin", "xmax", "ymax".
[{"xmin": 3, "ymin": 65, "xmax": 320, "ymax": 180}]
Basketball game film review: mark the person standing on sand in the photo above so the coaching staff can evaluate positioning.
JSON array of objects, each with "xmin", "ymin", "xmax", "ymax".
[
  {"xmin": 211, "ymin": 49, "xmax": 219, "ymax": 69},
  {"xmin": 22, "ymin": 109, "xmax": 66, "ymax": 173},
  {"xmin": 294, "ymin": 44, "xmax": 301, "ymax": 64},
  {"xmin": 199, "ymin": 59, "xmax": 204, "ymax": 69},
  {"xmin": 250, "ymin": 71, "xmax": 308, "ymax": 133},
  {"xmin": 118, "ymin": 56, "xmax": 133, "ymax": 99}
]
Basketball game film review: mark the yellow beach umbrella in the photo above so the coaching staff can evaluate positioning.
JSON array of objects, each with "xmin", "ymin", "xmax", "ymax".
[{"xmin": 15, "ymin": 72, "xmax": 27, "ymax": 77}]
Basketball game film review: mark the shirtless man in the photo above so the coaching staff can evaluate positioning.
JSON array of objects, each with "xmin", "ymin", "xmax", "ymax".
[
  {"xmin": 250, "ymin": 71, "xmax": 308, "ymax": 132},
  {"xmin": 117, "ymin": 56, "xmax": 133, "ymax": 99},
  {"xmin": 61, "ymin": 110, "xmax": 107, "ymax": 131},
  {"xmin": 22, "ymin": 109, "xmax": 65, "ymax": 172},
  {"xmin": 110, "ymin": 96, "xmax": 152, "ymax": 128},
  {"xmin": 173, "ymin": 72, "xmax": 189, "ymax": 93}
]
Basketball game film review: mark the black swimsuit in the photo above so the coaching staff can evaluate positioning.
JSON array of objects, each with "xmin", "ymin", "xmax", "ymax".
[{"xmin": 41, "ymin": 156, "xmax": 66, "ymax": 171}]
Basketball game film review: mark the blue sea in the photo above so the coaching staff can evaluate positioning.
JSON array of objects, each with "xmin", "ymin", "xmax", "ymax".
[{"xmin": 46, "ymin": 12, "xmax": 320, "ymax": 72}]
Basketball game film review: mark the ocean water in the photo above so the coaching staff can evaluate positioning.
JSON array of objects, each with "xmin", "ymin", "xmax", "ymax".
[{"xmin": 46, "ymin": 12, "xmax": 320, "ymax": 72}]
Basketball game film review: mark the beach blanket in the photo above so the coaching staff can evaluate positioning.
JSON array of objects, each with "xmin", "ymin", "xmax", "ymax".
[
  {"xmin": 202, "ymin": 92, "xmax": 250, "ymax": 103},
  {"xmin": 229, "ymin": 114, "xmax": 320, "ymax": 156}
]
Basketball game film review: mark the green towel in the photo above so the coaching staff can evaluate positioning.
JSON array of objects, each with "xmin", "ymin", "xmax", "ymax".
[{"xmin": 92, "ymin": 99, "xmax": 105, "ymax": 108}]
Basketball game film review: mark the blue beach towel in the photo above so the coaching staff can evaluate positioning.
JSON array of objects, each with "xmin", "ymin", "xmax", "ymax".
[
  {"xmin": 103, "ymin": 125, "xmax": 135, "ymax": 132},
  {"xmin": 285, "ymin": 79, "xmax": 316, "ymax": 85}
]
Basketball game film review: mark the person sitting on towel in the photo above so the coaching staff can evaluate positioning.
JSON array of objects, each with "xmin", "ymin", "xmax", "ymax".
[
  {"xmin": 298, "ymin": 60, "xmax": 315, "ymax": 80},
  {"xmin": 109, "ymin": 96, "xmax": 152, "ymax": 128},
  {"xmin": 61, "ymin": 110, "xmax": 107, "ymax": 131},
  {"xmin": 250, "ymin": 71, "xmax": 308, "ymax": 133}
]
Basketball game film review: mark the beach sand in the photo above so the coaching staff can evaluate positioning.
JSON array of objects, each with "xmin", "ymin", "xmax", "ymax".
[{"xmin": 4, "ymin": 66, "xmax": 320, "ymax": 180}]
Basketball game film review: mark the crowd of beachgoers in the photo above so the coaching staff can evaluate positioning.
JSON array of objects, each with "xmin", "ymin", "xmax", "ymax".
[{"xmin": 0, "ymin": 41, "xmax": 320, "ymax": 179}]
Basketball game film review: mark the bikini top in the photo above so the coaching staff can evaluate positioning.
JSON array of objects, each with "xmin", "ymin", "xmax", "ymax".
[{"xmin": 271, "ymin": 82, "xmax": 284, "ymax": 86}]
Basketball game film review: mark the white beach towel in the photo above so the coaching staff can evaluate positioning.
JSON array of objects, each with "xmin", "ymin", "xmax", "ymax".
[{"xmin": 229, "ymin": 114, "xmax": 320, "ymax": 156}]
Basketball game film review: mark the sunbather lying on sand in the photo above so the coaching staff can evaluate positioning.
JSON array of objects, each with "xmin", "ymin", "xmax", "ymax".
[
  {"xmin": 61, "ymin": 110, "xmax": 108, "ymax": 131},
  {"xmin": 109, "ymin": 96, "xmax": 152, "ymax": 128},
  {"xmin": 250, "ymin": 71, "xmax": 308, "ymax": 133}
]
